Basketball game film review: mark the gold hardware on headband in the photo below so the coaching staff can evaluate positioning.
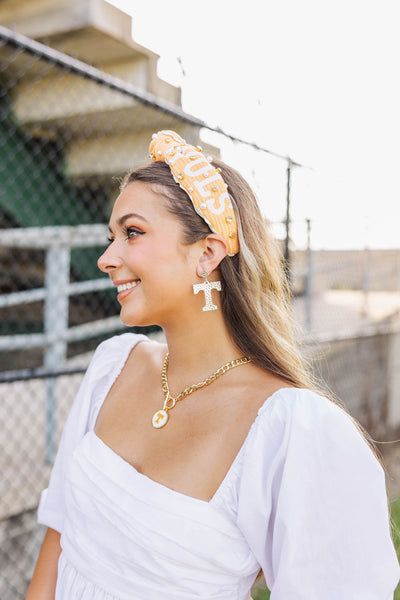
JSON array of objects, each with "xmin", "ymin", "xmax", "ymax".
[{"xmin": 148, "ymin": 130, "xmax": 239, "ymax": 256}]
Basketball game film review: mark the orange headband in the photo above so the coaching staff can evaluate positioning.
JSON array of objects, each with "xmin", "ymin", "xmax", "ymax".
[{"xmin": 149, "ymin": 130, "xmax": 239, "ymax": 256}]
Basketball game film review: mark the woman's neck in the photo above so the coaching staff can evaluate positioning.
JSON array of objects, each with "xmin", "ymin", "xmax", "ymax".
[{"xmin": 161, "ymin": 311, "xmax": 242, "ymax": 389}]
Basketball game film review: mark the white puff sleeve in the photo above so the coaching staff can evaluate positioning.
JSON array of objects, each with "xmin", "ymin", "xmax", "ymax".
[
  {"xmin": 236, "ymin": 388, "xmax": 400, "ymax": 599},
  {"xmin": 37, "ymin": 333, "xmax": 146, "ymax": 533}
]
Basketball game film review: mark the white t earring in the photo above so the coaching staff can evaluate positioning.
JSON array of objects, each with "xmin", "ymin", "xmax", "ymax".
[{"xmin": 193, "ymin": 271, "xmax": 222, "ymax": 311}]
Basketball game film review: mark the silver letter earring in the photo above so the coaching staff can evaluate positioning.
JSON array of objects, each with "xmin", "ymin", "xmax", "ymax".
[{"xmin": 193, "ymin": 271, "xmax": 222, "ymax": 311}]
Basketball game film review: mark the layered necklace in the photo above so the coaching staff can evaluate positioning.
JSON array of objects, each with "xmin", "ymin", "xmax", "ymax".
[{"xmin": 151, "ymin": 353, "xmax": 252, "ymax": 429}]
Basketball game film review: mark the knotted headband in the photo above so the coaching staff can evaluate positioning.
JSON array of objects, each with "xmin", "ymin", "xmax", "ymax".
[{"xmin": 149, "ymin": 130, "xmax": 239, "ymax": 256}]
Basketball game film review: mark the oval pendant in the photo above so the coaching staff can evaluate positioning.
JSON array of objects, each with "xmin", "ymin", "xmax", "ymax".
[{"xmin": 152, "ymin": 409, "xmax": 169, "ymax": 429}]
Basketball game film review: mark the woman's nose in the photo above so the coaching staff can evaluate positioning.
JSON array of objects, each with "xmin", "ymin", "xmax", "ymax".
[{"xmin": 97, "ymin": 245, "xmax": 123, "ymax": 273}]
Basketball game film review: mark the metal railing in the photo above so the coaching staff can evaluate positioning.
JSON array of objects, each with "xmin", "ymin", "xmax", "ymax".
[{"xmin": 0, "ymin": 224, "xmax": 125, "ymax": 459}]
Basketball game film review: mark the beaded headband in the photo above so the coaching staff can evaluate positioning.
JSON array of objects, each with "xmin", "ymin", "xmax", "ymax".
[{"xmin": 149, "ymin": 130, "xmax": 239, "ymax": 256}]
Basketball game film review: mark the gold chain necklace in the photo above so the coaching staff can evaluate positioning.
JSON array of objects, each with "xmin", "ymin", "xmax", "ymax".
[{"xmin": 151, "ymin": 353, "xmax": 251, "ymax": 429}]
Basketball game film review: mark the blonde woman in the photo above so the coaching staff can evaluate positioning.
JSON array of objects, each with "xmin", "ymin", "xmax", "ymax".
[{"xmin": 27, "ymin": 131, "xmax": 399, "ymax": 599}]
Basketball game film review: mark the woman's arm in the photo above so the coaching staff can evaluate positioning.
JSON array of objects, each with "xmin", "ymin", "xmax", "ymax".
[
  {"xmin": 25, "ymin": 527, "xmax": 61, "ymax": 600},
  {"xmin": 237, "ymin": 390, "xmax": 400, "ymax": 597}
]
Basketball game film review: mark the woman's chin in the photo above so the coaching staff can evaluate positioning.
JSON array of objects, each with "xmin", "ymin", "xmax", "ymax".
[{"xmin": 119, "ymin": 310, "xmax": 155, "ymax": 329}]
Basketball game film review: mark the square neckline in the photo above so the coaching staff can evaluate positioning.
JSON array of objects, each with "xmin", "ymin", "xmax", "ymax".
[{"xmin": 91, "ymin": 333, "xmax": 292, "ymax": 506}]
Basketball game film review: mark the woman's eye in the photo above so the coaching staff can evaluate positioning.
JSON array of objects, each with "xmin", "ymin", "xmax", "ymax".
[
  {"xmin": 125, "ymin": 227, "xmax": 143, "ymax": 240},
  {"xmin": 107, "ymin": 228, "xmax": 143, "ymax": 244}
]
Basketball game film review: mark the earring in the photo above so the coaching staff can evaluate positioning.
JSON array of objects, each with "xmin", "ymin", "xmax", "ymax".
[{"xmin": 193, "ymin": 271, "xmax": 222, "ymax": 311}]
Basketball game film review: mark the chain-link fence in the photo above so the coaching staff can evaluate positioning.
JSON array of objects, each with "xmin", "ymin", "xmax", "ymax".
[
  {"xmin": 0, "ymin": 25, "xmax": 208, "ymax": 597},
  {"xmin": 1, "ymin": 25, "xmax": 400, "ymax": 599},
  {"xmin": 270, "ymin": 218, "xmax": 400, "ymax": 339},
  {"xmin": 0, "ymin": 367, "xmax": 83, "ymax": 598}
]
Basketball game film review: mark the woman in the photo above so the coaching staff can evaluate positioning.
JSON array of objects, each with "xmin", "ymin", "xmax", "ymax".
[{"xmin": 27, "ymin": 130, "xmax": 399, "ymax": 599}]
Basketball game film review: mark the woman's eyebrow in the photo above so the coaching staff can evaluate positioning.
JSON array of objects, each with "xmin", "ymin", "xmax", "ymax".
[
  {"xmin": 117, "ymin": 212, "xmax": 149, "ymax": 226},
  {"xmin": 108, "ymin": 212, "xmax": 149, "ymax": 232}
]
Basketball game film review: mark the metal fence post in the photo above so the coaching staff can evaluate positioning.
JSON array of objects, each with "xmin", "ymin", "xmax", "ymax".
[
  {"xmin": 44, "ymin": 244, "xmax": 70, "ymax": 462},
  {"xmin": 305, "ymin": 219, "xmax": 313, "ymax": 333},
  {"xmin": 362, "ymin": 246, "xmax": 371, "ymax": 317},
  {"xmin": 284, "ymin": 159, "xmax": 292, "ymax": 282}
]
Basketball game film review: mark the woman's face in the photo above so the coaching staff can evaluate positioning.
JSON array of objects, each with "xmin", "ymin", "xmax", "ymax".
[{"xmin": 98, "ymin": 181, "xmax": 199, "ymax": 327}]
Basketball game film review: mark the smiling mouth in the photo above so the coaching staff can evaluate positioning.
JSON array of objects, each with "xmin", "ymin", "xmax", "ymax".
[{"xmin": 116, "ymin": 281, "xmax": 140, "ymax": 293}]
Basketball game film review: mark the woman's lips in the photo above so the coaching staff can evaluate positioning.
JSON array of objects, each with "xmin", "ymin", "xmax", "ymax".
[{"xmin": 115, "ymin": 280, "xmax": 140, "ymax": 301}]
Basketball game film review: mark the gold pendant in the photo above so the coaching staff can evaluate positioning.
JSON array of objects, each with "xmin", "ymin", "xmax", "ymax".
[{"xmin": 152, "ymin": 409, "xmax": 169, "ymax": 428}]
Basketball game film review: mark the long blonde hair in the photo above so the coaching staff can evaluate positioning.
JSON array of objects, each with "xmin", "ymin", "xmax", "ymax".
[
  {"xmin": 122, "ymin": 161, "xmax": 307, "ymax": 378},
  {"xmin": 122, "ymin": 159, "xmax": 383, "ymax": 464}
]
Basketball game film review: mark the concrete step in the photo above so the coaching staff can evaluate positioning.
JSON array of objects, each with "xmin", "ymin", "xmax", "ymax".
[{"xmin": 0, "ymin": 0, "xmax": 211, "ymax": 177}]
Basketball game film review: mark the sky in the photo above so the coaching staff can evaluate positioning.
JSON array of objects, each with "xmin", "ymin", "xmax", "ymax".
[{"xmin": 107, "ymin": 0, "xmax": 400, "ymax": 250}]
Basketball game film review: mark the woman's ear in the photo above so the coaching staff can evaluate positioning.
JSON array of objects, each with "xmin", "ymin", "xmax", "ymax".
[{"xmin": 196, "ymin": 234, "xmax": 228, "ymax": 278}]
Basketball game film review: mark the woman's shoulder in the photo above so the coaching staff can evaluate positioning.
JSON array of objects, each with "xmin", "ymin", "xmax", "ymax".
[
  {"xmin": 89, "ymin": 331, "xmax": 167, "ymax": 382},
  {"xmin": 245, "ymin": 386, "xmax": 376, "ymax": 472},
  {"xmin": 94, "ymin": 331, "xmax": 148, "ymax": 356},
  {"xmin": 240, "ymin": 386, "xmax": 370, "ymax": 465},
  {"xmin": 236, "ymin": 386, "xmax": 382, "ymax": 513},
  {"xmin": 258, "ymin": 386, "xmax": 349, "ymax": 426},
  {"xmin": 90, "ymin": 331, "xmax": 158, "ymax": 367}
]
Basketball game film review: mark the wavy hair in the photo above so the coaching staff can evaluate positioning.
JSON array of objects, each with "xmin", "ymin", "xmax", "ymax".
[{"xmin": 121, "ymin": 158, "xmax": 383, "ymax": 465}]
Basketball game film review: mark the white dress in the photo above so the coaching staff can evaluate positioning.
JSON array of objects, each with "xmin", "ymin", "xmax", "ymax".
[{"xmin": 38, "ymin": 333, "xmax": 400, "ymax": 600}]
